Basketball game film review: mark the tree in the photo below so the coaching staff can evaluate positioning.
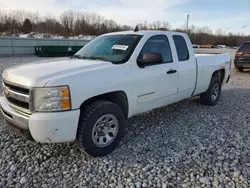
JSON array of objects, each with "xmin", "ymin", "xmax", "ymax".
[
  {"xmin": 162, "ymin": 21, "xmax": 170, "ymax": 30},
  {"xmin": 0, "ymin": 9, "xmax": 250, "ymax": 46},
  {"xmin": 22, "ymin": 18, "xmax": 32, "ymax": 34},
  {"xmin": 60, "ymin": 10, "xmax": 76, "ymax": 36}
]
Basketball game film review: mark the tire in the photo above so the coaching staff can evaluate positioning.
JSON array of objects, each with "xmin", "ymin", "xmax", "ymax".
[
  {"xmin": 235, "ymin": 67, "xmax": 243, "ymax": 72},
  {"xmin": 76, "ymin": 100, "xmax": 125, "ymax": 157},
  {"xmin": 200, "ymin": 77, "xmax": 221, "ymax": 106}
]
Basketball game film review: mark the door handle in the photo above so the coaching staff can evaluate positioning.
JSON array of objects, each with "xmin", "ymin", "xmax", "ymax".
[{"xmin": 166, "ymin": 69, "xmax": 177, "ymax": 74}]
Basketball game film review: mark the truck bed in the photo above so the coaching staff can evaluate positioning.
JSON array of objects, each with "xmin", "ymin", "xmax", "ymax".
[{"xmin": 195, "ymin": 53, "xmax": 229, "ymax": 57}]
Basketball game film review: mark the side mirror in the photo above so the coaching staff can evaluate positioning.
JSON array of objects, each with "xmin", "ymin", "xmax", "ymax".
[{"xmin": 137, "ymin": 52, "xmax": 163, "ymax": 68}]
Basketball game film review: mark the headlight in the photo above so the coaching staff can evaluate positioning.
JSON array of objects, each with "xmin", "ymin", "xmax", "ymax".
[{"xmin": 34, "ymin": 86, "xmax": 71, "ymax": 112}]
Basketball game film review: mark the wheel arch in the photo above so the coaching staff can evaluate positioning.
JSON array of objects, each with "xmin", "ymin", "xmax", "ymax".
[
  {"xmin": 212, "ymin": 69, "xmax": 226, "ymax": 84},
  {"xmin": 79, "ymin": 90, "xmax": 129, "ymax": 118}
]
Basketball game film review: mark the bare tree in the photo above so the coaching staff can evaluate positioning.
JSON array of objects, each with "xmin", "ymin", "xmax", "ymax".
[
  {"xmin": 162, "ymin": 21, "xmax": 170, "ymax": 30},
  {"xmin": 0, "ymin": 9, "xmax": 250, "ymax": 46},
  {"xmin": 60, "ymin": 10, "xmax": 76, "ymax": 36},
  {"xmin": 74, "ymin": 12, "xmax": 85, "ymax": 35}
]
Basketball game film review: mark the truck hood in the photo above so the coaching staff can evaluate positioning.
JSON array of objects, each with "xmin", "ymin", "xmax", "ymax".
[{"xmin": 2, "ymin": 58, "xmax": 114, "ymax": 87}]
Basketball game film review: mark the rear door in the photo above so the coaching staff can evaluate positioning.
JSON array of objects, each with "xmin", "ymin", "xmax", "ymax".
[{"xmin": 172, "ymin": 35, "xmax": 196, "ymax": 101}]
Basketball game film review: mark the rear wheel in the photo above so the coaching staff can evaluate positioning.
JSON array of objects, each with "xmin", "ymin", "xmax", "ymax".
[
  {"xmin": 236, "ymin": 67, "xmax": 244, "ymax": 72},
  {"xmin": 200, "ymin": 77, "xmax": 222, "ymax": 106},
  {"xmin": 77, "ymin": 100, "xmax": 125, "ymax": 157}
]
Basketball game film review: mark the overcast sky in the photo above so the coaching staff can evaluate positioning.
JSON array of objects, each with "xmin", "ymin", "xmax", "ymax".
[{"xmin": 1, "ymin": 0, "xmax": 250, "ymax": 34}]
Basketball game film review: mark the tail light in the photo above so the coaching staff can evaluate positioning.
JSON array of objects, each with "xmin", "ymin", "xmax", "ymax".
[
  {"xmin": 235, "ymin": 52, "xmax": 250, "ymax": 57},
  {"xmin": 235, "ymin": 52, "xmax": 244, "ymax": 57}
]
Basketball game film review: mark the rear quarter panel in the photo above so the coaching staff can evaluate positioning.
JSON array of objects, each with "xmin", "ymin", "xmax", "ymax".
[{"xmin": 193, "ymin": 53, "xmax": 230, "ymax": 95}]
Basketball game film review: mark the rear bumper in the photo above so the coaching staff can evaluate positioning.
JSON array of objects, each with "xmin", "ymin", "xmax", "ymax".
[
  {"xmin": 234, "ymin": 60, "xmax": 250, "ymax": 68},
  {"xmin": 235, "ymin": 64, "xmax": 250, "ymax": 68},
  {"xmin": 0, "ymin": 96, "xmax": 80, "ymax": 143}
]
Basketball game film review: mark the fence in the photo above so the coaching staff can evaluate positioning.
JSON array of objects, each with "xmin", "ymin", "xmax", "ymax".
[
  {"xmin": 0, "ymin": 37, "xmax": 90, "ymax": 56},
  {"xmin": 0, "ymin": 37, "xmax": 237, "ymax": 58}
]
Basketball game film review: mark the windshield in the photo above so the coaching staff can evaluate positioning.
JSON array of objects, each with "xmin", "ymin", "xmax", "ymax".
[{"xmin": 74, "ymin": 34, "xmax": 142, "ymax": 64}]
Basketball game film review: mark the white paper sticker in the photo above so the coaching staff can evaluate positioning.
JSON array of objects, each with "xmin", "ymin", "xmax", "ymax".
[{"xmin": 112, "ymin": 45, "xmax": 129, "ymax": 51}]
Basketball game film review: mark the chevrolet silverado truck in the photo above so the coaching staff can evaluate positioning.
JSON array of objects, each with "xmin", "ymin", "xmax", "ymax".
[{"xmin": 0, "ymin": 30, "xmax": 231, "ymax": 157}]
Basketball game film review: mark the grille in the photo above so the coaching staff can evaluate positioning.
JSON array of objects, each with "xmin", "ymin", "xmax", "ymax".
[
  {"xmin": 4, "ymin": 81, "xmax": 29, "ymax": 95},
  {"xmin": 3, "ymin": 80, "xmax": 32, "ymax": 114},
  {"xmin": 7, "ymin": 98, "xmax": 29, "ymax": 109}
]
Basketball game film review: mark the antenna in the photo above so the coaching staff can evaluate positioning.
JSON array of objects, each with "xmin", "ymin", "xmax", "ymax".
[{"xmin": 134, "ymin": 25, "xmax": 139, "ymax": 32}]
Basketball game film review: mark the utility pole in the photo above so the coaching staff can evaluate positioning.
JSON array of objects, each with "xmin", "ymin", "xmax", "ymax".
[{"xmin": 186, "ymin": 14, "xmax": 190, "ymax": 34}]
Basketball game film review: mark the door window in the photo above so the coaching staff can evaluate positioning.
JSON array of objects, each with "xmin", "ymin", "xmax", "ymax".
[
  {"xmin": 138, "ymin": 35, "xmax": 173, "ymax": 64},
  {"xmin": 173, "ymin": 35, "xmax": 189, "ymax": 61}
]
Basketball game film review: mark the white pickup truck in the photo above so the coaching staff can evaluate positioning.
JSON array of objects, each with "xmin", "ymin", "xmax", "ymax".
[{"xmin": 0, "ymin": 30, "xmax": 231, "ymax": 157}]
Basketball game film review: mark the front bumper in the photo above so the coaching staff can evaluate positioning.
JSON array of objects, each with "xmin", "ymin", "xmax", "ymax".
[{"xmin": 0, "ymin": 96, "xmax": 80, "ymax": 143}]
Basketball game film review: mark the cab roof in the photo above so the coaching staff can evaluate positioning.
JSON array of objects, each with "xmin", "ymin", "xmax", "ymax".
[{"xmin": 102, "ymin": 30, "xmax": 186, "ymax": 37}]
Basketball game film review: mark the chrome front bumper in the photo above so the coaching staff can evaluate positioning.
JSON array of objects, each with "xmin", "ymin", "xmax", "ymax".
[
  {"xmin": 0, "ymin": 96, "xmax": 30, "ymax": 130},
  {"xmin": 1, "ymin": 95, "xmax": 80, "ymax": 143}
]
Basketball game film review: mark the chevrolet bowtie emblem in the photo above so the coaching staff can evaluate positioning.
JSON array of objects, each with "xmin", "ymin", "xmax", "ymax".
[{"xmin": 4, "ymin": 87, "xmax": 9, "ymax": 97}]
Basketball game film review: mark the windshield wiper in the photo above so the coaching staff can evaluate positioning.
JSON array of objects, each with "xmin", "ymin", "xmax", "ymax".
[
  {"xmin": 89, "ymin": 56, "xmax": 107, "ymax": 61},
  {"xmin": 71, "ymin": 55, "xmax": 110, "ymax": 62},
  {"xmin": 70, "ymin": 54, "xmax": 84, "ymax": 59},
  {"xmin": 71, "ymin": 55, "xmax": 105, "ymax": 60}
]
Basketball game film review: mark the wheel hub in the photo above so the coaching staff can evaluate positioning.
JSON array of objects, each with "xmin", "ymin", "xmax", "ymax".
[
  {"xmin": 211, "ymin": 83, "xmax": 220, "ymax": 101},
  {"xmin": 98, "ymin": 124, "xmax": 109, "ymax": 135},
  {"xmin": 92, "ymin": 114, "xmax": 119, "ymax": 147}
]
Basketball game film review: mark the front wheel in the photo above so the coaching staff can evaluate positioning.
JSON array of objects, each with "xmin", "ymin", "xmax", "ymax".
[
  {"xmin": 200, "ymin": 77, "xmax": 222, "ymax": 106},
  {"xmin": 76, "ymin": 100, "xmax": 125, "ymax": 157}
]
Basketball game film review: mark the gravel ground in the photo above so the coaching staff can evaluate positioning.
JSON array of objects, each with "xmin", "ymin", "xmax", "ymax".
[{"xmin": 0, "ymin": 56, "xmax": 250, "ymax": 188}]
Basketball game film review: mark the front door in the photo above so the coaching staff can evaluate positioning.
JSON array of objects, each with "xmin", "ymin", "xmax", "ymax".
[{"xmin": 132, "ymin": 35, "xmax": 178, "ymax": 114}]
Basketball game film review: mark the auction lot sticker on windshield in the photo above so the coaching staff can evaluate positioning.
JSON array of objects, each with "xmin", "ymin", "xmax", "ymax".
[{"xmin": 112, "ymin": 45, "xmax": 129, "ymax": 51}]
